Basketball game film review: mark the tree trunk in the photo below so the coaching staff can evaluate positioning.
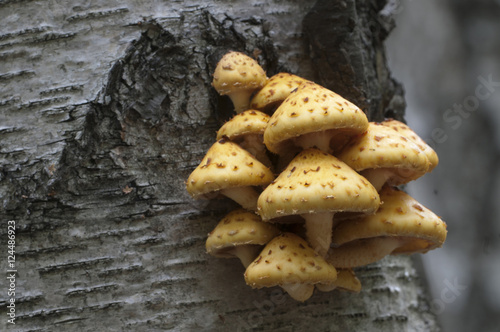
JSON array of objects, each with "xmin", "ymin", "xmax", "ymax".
[{"xmin": 0, "ymin": 0, "xmax": 439, "ymax": 331}]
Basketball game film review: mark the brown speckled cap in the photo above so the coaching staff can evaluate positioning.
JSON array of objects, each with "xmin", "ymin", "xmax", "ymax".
[
  {"xmin": 250, "ymin": 73, "xmax": 309, "ymax": 113},
  {"xmin": 244, "ymin": 232, "xmax": 337, "ymax": 288},
  {"xmin": 206, "ymin": 209, "xmax": 280, "ymax": 258},
  {"xmin": 257, "ymin": 148, "xmax": 380, "ymax": 221},
  {"xmin": 381, "ymin": 119, "xmax": 439, "ymax": 172},
  {"xmin": 263, "ymin": 82, "xmax": 369, "ymax": 154},
  {"xmin": 216, "ymin": 110, "xmax": 270, "ymax": 141},
  {"xmin": 186, "ymin": 139, "xmax": 274, "ymax": 198},
  {"xmin": 337, "ymin": 122, "xmax": 430, "ymax": 186},
  {"xmin": 212, "ymin": 51, "xmax": 267, "ymax": 112},
  {"xmin": 332, "ymin": 186, "xmax": 447, "ymax": 253}
]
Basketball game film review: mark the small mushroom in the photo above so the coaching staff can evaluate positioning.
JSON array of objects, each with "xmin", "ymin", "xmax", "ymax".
[
  {"xmin": 263, "ymin": 82, "xmax": 369, "ymax": 156},
  {"xmin": 316, "ymin": 268, "xmax": 361, "ymax": 293},
  {"xmin": 244, "ymin": 232, "xmax": 337, "ymax": 302},
  {"xmin": 250, "ymin": 73, "xmax": 309, "ymax": 114},
  {"xmin": 257, "ymin": 148, "xmax": 380, "ymax": 257},
  {"xmin": 206, "ymin": 209, "xmax": 280, "ymax": 267},
  {"xmin": 212, "ymin": 51, "xmax": 268, "ymax": 113},
  {"xmin": 326, "ymin": 186, "xmax": 447, "ymax": 268},
  {"xmin": 337, "ymin": 122, "xmax": 431, "ymax": 191},
  {"xmin": 380, "ymin": 119, "xmax": 439, "ymax": 172},
  {"xmin": 186, "ymin": 138, "xmax": 274, "ymax": 211},
  {"xmin": 216, "ymin": 110, "xmax": 272, "ymax": 167}
]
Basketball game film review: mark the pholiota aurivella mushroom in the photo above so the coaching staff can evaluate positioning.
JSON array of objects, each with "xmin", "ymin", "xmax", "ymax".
[
  {"xmin": 206, "ymin": 209, "xmax": 280, "ymax": 267},
  {"xmin": 337, "ymin": 122, "xmax": 431, "ymax": 192},
  {"xmin": 380, "ymin": 119, "xmax": 439, "ymax": 172},
  {"xmin": 212, "ymin": 51, "xmax": 268, "ymax": 113},
  {"xmin": 264, "ymin": 82, "xmax": 369, "ymax": 156},
  {"xmin": 186, "ymin": 138, "xmax": 274, "ymax": 211},
  {"xmin": 216, "ymin": 109, "xmax": 272, "ymax": 168},
  {"xmin": 257, "ymin": 148, "xmax": 380, "ymax": 257},
  {"xmin": 250, "ymin": 72, "xmax": 309, "ymax": 114},
  {"xmin": 245, "ymin": 232, "xmax": 337, "ymax": 302},
  {"xmin": 326, "ymin": 185, "xmax": 447, "ymax": 268}
]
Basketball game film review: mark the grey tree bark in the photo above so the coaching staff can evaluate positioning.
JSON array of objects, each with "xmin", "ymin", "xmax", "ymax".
[{"xmin": 1, "ymin": 0, "xmax": 438, "ymax": 331}]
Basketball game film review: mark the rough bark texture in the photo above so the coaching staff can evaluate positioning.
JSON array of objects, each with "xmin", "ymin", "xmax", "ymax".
[{"xmin": 1, "ymin": 0, "xmax": 437, "ymax": 331}]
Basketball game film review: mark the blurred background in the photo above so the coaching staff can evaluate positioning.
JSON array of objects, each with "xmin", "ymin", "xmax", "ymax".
[{"xmin": 385, "ymin": 0, "xmax": 500, "ymax": 331}]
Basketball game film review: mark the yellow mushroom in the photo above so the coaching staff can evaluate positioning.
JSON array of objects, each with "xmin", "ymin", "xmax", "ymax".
[
  {"xmin": 212, "ymin": 51, "xmax": 268, "ymax": 113},
  {"xmin": 245, "ymin": 232, "xmax": 337, "ymax": 302},
  {"xmin": 206, "ymin": 209, "xmax": 280, "ymax": 267},
  {"xmin": 257, "ymin": 148, "xmax": 380, "ymax": 257},
  {"xmin": 337, "ymin": 122, "xmax": 431, "ymax": 191},
  {"xmin": 264, "ymin": 82, "xmax": 369, "ymax": 156},
  {"xmin": 186, "ymin": 139, "xmax": 274, "ymax": 211},
  {"xmin": 326, "ymin": 186, "xmax": 447, "ymax": 268},
  {"xmin": 250, "ymin": 72, "xmax": 309, "ymax": 114},
  {"xmin": 216, "ymin": 109, "xmax": 272, "ymax": 167}
]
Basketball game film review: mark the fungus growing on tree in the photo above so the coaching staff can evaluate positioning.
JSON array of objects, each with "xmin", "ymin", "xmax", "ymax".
[
  {"xmin": 216, "ymin": 109, "xmax": 272, "ymax": 167},
  {"xmin": 257, "ymin": 148, "xmax": 380, "ymax": 257},
  {"xmin": 250, "ymin": 72, "xmax": 309, "ymax": 114},
  {"xmin": 186, "ymin": 138, "xmax": 274, "ymax": 211},
  {"xmin": 264, "ymin": 82, "xmax": 369, "ymax": 156},
  {"xmin": 337, "ymin": 122, "xmax": 431, "ymax": 191},
  {"xmin": 212, "ymin": 51, "xmax": 268, "ymax": 113},
  {"xmin": 380, "ymin": 119, "xmax": 439, "ymax": 171},
  {"xmin": 326, "ymin": 186, "xmax": 447, "ymax": 267},
  {"xmin": 244, "ymin": 232, "xmax": 337, "ymax": 302},
  {"xmin": 206, "ymin": 209, "xmax": 280, "ymax": 267},
  {"xmin": 185, "ymin": 51, "xmax": 447, "ymax": 301}
]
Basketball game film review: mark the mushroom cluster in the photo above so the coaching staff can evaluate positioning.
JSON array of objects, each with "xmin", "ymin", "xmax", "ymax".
[{"xmin": 185, "ymin": 51, "xmax": 447, "ymax": 301}]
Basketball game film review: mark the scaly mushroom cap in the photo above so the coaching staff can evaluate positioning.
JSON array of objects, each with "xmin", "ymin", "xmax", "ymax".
[
  {"xmin": 186, "ymin": 139, "xmax": 274, "ymax": 198},
  {"xmin": 250, "ymin": 73, "xmax": 309, "ymax": 113},
  {"xmin": 212, "ymin": 51, "xmax": 267, "ymax": 112},
  {"xmin": 206, "ymin": 209, "xmax": 280, "ymax": 258},
  {"xmin": 337, "ymin": 122, "xmax": 430, "ymax": 186},
  {"xmin": 263, "ymin": 82, "xmax": 369, "ymax": 154},
  {"xmin": 257, "ymin": 148, "xmax": 380, "ymax": 221},
  {"xmin": 381, "ymin": 119, "xmax": 439, "ymax": 172},
  {"xmin": 216, "ymin": 110, "xmax": 270, "ymax": 141},
  {"xmin": 244, "ymin": 232, "xmax": 337, "ymax": 288},
  {"xmin": 332, "ymin": 186, "xmax": 447, "ymax": 254}
]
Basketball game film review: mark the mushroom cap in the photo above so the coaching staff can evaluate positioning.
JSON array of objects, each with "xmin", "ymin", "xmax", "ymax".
[
  {"xmin": 216, "ymin": 110, "xmax": 270, "ymax": 141},
  {"xmin": 186, "ymin": 139, "xmax": 274, "ymax": 198},
  {"xmin": 381, "ymin": 119, "xmax": 439, "ymax": 172},
  {"xmin": 244, "ymin": 232, "xmax": 337, "ymax": 288},
  {"xmin": 257, "ymin": 148, "xmax": 380, "ymax": 221},
  {"xmin": 263, "ymin": 82, "xmax": 369, "ymax": 154},
  {"xmin": 337, "ymin": 122, "xmax": 430, "ymax": 186},
  {"xmin": 212, "ymin": 51, "xmax": 267, "ymax": 96},
  {"xmin": 332, "ymin": 186, "xmax": 447, "ymax": 254},
  {"xmin": 250, "ymin": 73, "xmax": 309, "ymax": 113},
  {"xmin": 206, "ymin": 209, "xmax": 280, "ymax": 258}
]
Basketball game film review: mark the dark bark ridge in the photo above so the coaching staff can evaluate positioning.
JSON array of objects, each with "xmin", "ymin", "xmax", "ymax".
[{"xmin": 0, "ymin": 1, "xmax": 437, "ymax": 331}]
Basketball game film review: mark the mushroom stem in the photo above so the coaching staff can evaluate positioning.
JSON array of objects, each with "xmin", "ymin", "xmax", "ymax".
[
  {"xmin": 281, "ymin": 283, "xmax": 315, "ymax": 302},
  {"xmin": 302, "ymin": 212, "xmax": 335, "ymax": 257},
  {"xmin": 228, "ymin": 90, "xmax": 253, "ymax": 113},
  {"xmin": 240, "ymin": 135, "xmax": 272, "ymax": 168},
  {"xmin": 360, "ymin": 168, "xmax": 394, "ymax": 192},
  {"xmin": 294, "ymin": 130, "xmax": 332, "ymax": 154},
  {"xmin": 326, "ymin": 237, "xmax": 404, "ymax": 268},
  {"xmin": 220, "ymin": 186, "xmax": 260, "ymax": 211},
  {"xmin": 231, "ymin": 245, "xmax": 263, "ymax": 268}
]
